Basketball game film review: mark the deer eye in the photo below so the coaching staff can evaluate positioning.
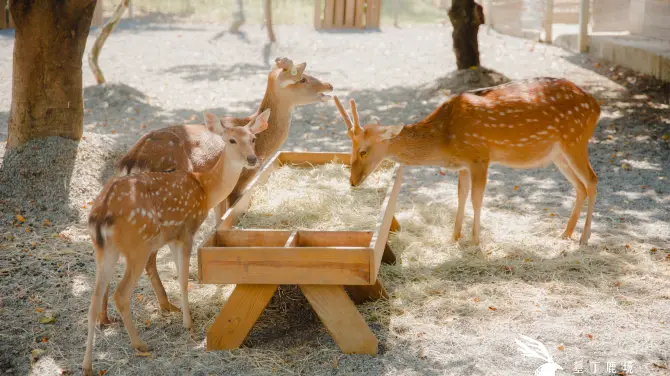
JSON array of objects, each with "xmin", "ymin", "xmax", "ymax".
[
  {"xmin": 229, "ymin": 139, "xmax": 237, "ymax": 144},
  {"xmin": 299, "ymin": 78, "xmax": 307, "ymax": 84},
  {"xmin": 251, "ymin": 138, "xmax": 256, "ymax": 143},
  {"xmin": 360, "ymin": 150, "xmax": 367, "ymax": 157}
]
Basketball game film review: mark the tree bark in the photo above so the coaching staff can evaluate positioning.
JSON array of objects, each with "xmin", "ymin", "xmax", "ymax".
[
  {"xmin": 7, "ymin": 0, "xmax": 97, "ymax": 148},
  {"xmin": 89, "ymin": 0, "xmax": 129, "ymax": 84},
  {"xmin": 448, "ymin": 0, "xmax": 485, "ymax": 70},
  {"xmin": 264, "ymin": 0, "xmax": 276, "ymax": 43}
]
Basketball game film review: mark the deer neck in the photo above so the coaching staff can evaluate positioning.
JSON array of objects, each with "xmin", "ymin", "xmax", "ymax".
[
  {"xmin": 253, "ymin": 84, "xmax": 294, "ymax": 159},
  {"xmin": 386, "ymin": 122, "xmax": 444, "ymax": 166},
  {"xmin": 197, "ymin": 148, "xmax": 246, "ymax": 210}
]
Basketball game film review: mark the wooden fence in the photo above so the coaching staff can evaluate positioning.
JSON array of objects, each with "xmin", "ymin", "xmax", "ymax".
[{"xmin": 314, "ymin": 0, "xmax": 382, "ymax": 29}]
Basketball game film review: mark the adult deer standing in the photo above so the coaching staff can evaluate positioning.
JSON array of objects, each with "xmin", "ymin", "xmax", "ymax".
[
  {"xmin": 334, "ymin": 78, "xmax": 601, "ymax": 245},
  {"xmin": 82, "ymin": 111, "xmax": 270, "ymax": 376},
  {"xmin": 105, "ymin": 57, "xmax": 332, "ymax": 324}
]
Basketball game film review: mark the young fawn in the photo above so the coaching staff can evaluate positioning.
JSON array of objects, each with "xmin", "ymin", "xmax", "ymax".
[
  {"xmin": 82, "ymin": 110, "xmax": 270, "ymax": 376},
  {"xmin": 333, "ymin": 78, "xmax": 601, "ymax": 245}
]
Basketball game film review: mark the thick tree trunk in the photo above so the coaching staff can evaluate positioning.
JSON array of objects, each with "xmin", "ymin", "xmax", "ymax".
[
  {"xmin": 264, "ymin": 0, "xmax": 276, "ymax": 43},
  {"xmin": 7, "ymin": 0, "xmax": 97, "ymax": 148},
  {"xmin": 448, "ymin": 0, "xmax": 485, "ymax": 70},
  {"xmin": 89, "ymin": 0, "xmax": 129, "ymax": 84}
]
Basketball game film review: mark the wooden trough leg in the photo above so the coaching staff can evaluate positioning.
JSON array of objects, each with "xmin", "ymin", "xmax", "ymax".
[
  {"xmin": 381, "ymin": 215, "xmax": 401, "ymax": 265},
  {"xmin": 346, "ymin": 279, "xmax": 389, "ymax": 305},
  {"xmin": 206, "ymin": 284, "xmax": 278, "ymax": 350},
  {"xmin": 300, "ymin": 285, "xmax": 378, "ymax": 355}
]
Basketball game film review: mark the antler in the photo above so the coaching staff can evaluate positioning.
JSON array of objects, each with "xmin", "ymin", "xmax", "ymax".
[
  {"xmin": 333, "ymin": 96, "xmax": 354, "ymax": 131},
  {"xmin": 515, "ymin": 334, "xmax": 555, "ymax": 364},
  {"xmin": 349, "ymin": 99, "xmax": 361, "ymax": 129}
]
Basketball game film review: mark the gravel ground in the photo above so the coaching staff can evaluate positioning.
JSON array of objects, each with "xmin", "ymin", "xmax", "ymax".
[{"xmin": 1, "ymin": 20, "xmax": 669, "ymax": 376}]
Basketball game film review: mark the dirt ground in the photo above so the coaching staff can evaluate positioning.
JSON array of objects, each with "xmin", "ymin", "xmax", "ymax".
[{"xmin": 1, "ymin": 18, "xmax": 669, "ymax": 376}]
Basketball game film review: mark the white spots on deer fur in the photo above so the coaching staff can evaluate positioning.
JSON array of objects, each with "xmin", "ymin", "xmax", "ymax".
[
  {"xmin": 537, "ymin": 131, "xmax": 548, "ymax": 135},
  {"xmin": 567, "ymin": 110, "xmax": 573, "ymax": 115},
  {"xmin": 520, "ymin": 138, "xmax": 528, "ymax": 142},
  {"xmin": 508, "ymin": 125, "xmax": 514, "ymax": 129},
  {"xmin": 570, "ymin": 128, "xmax": 575, "ymax": 132},
  {"xmin": 562, "ymin": 134, "xmax": 569, "ymax": 139},
  {"xmin": 542, "ymin": 110, "xmax": 549, "ymax": 116},
  {"xmin": 168, "ymin": 141, "xmax": 174, "ymax": 146},
  {"xmin": 547, "ymin": 126, "xmax": 556, "ymax": 131},
  {"xmin": 483, "ymin": 124, "xmax": 490, "ymax": 128},
  {"xmin": 464, "ymin": 132, "xmax": 471, "ymax": 137}
]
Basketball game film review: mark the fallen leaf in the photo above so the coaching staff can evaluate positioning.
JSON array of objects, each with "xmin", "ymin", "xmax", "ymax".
[
  {"xmin": 136, "ymin": 351, "xmax": 152, "ymax": 357},
  {"xmin": 513, "ymin": 185, "xmax": 519, "ymax": 191},
  {"xmin": 40, "ymin": 316, "xmax": 56, "ymax": 324},
  {"xmin": 586, "ymin": 333, "xmax": 593, "ymax": 340},
  {"xmin": 662, "ymin": 134, "xmax": 669, "ymax": 141},
  {"xmin": 557, "ymin": 345, "xmax": 565, "ymax": 351},
  {"xmin": 524, "ymin": 258, "xmax": 533, "ymax": 262},
  {"xmin": 137, "ymin": 294, "xmax": 143, "ymax": 302},
  {"xmin": 31, "ymin": 349, "xmax": 45, "ymax": 363},
  {"xmin": 43, "ymin": 219, "xmax": 51, "ymax": 226},
  {"xmin": 42, "ymin": 336, "xmax": 49, "ymax": 343},
  {"xmin": 488, "ymin": 306, "xmax": 497, "ymax": 311},
  {"xmin": 650, "ymin": 248, "xmax": 657, "ymax": 253},
  {"xmin": 111, "ymin": 130, "xmax": 117, "ymax": 135},
  {"xmin": 35, "ymin": 308, "xmax": 44, "ymax": 313},
  {"xmin": 439, "ymin": 170, "xmax": 446, "ymax": 176},
  {"xmin": 16, "ymin": 215, "xmax": 25, "ymax": 223},
  {"xmin": 614, "ymin": 281, "xmax": 621, "ymax": 287},
  {"xmin": 625, "ymin": 244, "xmax": 631, "ymax": 249},
  {"xmin": 473, "ymin": 297, "xmax": 480, "ymax": 303},
  {"xmin": 97, "ymin": 370, "xmax": 107, "ymax": 376},
  {"xmin": 144, "ymin": 319, "xmax": 151, "ymax": 327}
]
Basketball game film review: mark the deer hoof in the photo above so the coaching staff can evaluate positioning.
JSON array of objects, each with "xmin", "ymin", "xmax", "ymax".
[{"xmin": 160, "ymin": 302, "xmax": 181, "ymax": 313}]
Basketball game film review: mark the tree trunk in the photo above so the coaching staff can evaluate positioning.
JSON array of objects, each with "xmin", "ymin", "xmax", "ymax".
[
  {"xmin": 7, "ymin": 0, "xmax": 97, "ymax": 148},
  {"xmin": 265, "ymin": 0, "xmax": 276, "ymax": 43},
  {"xmin": 229, "ymin": 0, "xmax": 245, "ymax": 32},
  {"xmin": 448, "ymin": 0, "xmax": 485, "ymax": 70},
  {"xmin": 89, "ymin": 0, "xmax": 129, "ymax": 84}
]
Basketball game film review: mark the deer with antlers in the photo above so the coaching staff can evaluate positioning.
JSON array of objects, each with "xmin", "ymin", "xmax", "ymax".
[
  {"xmin": 82, "ymin": 110, "xmax": 270, "ymax": 376},
  {"xmin": 101, "ymin": 57, "xmax": 332, "ymax": 325},
  {"xmin": 333, "ymin": 78, "xmax": 601, "ymax": 245}
]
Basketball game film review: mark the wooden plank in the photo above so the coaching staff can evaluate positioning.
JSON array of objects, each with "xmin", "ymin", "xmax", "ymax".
[
  {"xmin": 381, "ymin": 243, "xmax": 397, "ymax": 265},
  {"xmin": 334, "ymin": 0, "xmax": 345, "ymax": 27},
  {"xmin": 296, "ymin": 231, "xmax": 373, "ymax": 247},
  {"xmin": 344, "ymin": 0, "xmax": 356, "ymax": 27},
  {"xmin": 346, "ymin": 278, "xmax": 388, "ymax": 304},
  {"xmin": 206, "ymin": 284, "xmax": 278, "ymax": 350},
  {"xmin": 216, "ymin": 229, "xmax": 292, "ymax": 247},
  {"xmin": 218, "ymin": 153, "xmax": 281, "ymax": 230},
  {"xmin": 314, "ymin": 0, "xmax": 322, "ymax": 29},
  {"xmin": 323, "ymin": 0, "xmax": 335, "ymax": 28},
  {"xmin": 370, "ymin": 165, "xmax": 403, "ymax": 283},
  {"xmin": 300, "ymin": 285, "xmax": 378, "ymax": 355},
  {"xmin": 577, "ymin": 0, "xmax": 590, "ymax": 52},
  {"xmin": 284, "ymin": 230, "xmax": 299, "ymax": 247},
  {"xmin": 278, "ymin": 151, "xmax": 350, "ymax": 166},
  {"xmin": 199, "ymin": 246, "xmax": 371, "ymax": 285},
  {"xmin": 354, "ymin": 0, "xmax": 365, "ymax": 27},
  {"xmin": 366, "ymin": 0, "xmax": 380, "ymax": 28},
  {"xmin": 543, "ymin": 0, "xmax": 554, "ymax": 42}
]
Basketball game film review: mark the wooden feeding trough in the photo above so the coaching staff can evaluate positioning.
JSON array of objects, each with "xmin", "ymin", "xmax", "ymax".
[
  {"xmin": 314, "ymin": 0, "xmax": 382, "ymax": 30},
  {"xmin": 198, "ymin": 151, "xmax": 402, "ymax": 355}
]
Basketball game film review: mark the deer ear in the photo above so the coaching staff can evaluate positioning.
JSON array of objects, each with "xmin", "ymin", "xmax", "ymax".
[
  {"xmin": 295, "ymin": 62, "xmax": 306, "ymax": 76},
  {"xmin": 204, "ymin": 112, "xmax": 224, "ymax": 134},
  {"xmin": 248, "ymin": 109, "xmax": 271, "ymax": 134},
  {"xmin": 379, "ymin": 125, "xmax": 403, "ymax": 141}
]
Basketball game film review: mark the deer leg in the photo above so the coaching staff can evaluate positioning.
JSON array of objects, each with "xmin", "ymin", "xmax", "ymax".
[
  {"xmin": 113, "ymin": 252, "xmax": 151, "ymax": 352},
  {"xmin": 553, "ymin": 155, "xmax": 587, "ymax": 239},
  {"xmin": 83, "ymin": 248, "xmax": 119, "ymax": 376},
  {"xmin": 563, "ymin": 148, "xmax": 598, "ymax": 245},
  {"xmin": 96, "ymin": 282, "xmax": 113, "ymax": 327},
  {"xmin": 469, "ymin": 162, "xmax": 489, "ymax": 245},
  {"xmin": 452, "ymin": 169, "xmax": 471, "ymax": 242},
  {"xmin": 145, "ymin": 252, "xmax": 180, "ymax": 312},
  {"xmin": 174, "ymin": 239, "xmax": 194, "ymax": 333}
]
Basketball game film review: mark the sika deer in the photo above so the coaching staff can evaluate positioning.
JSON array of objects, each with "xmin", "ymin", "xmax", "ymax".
[
  {"xmin": 82, "ymin": 110, "xmax": 270, "ymax": 376},
  {"xmin": 333, "ymin": 78, "xmax": 601, "ymax": 245}
]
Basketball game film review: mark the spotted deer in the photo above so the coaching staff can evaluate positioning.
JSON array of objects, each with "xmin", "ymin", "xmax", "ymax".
[
  {"xmin": 106, "ymin": 57, "xmax": 332, "ymax": 324},
  {"xmin": 333, "ymin": 78, "xmax": 601, "ymax": 245},
  {"xmin": 82, "ymin": 110, "xmax": 270, "ymax": 376}
]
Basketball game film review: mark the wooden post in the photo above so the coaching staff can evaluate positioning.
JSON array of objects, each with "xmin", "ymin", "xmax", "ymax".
[
  {"xmin": 323, "ymin": 0, "xmax": 334, "ymax": 28},
  {"xmin": 345, "ymin": 0, "xmax": 355, "ymax": 27},
  {"xmin": 354, "ymin": 0, "xmax": 365, "ymax": 28},
  {"xmin": 543, "ymin": 0, "xmax": 553, "ymax": 43},
  {"xmin": 334, "ymin": 0, "xmax": 345, "ymax": 27},
  {"xmin": 577, "ymin": 0, "xmax": 590, "ymax": 52},
  {"xmin": 128, "ymin": 0, "xmax": 134, "ymax": 18},
  {"xmin": 314, "ymin": 0, "xmax": 322, "ymax": 29},
  {"xmin": 366, "ymin": 0, "xmax": 380, "ymax": 29}
]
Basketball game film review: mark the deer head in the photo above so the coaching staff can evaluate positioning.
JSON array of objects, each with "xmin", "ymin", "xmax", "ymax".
[
  {"xmin": 204, "ymin": 109, "xmax": 271, "ymax": 168},
  {"xmin": 333, "ymin": 96, "xmax": 403, "ymax": 187},
  {"xmin": 270, "ymin": 57, "xmax": 333, "ymax": 106}
]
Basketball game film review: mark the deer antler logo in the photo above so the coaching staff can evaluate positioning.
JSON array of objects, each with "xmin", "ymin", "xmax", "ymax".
[{"xmin": 515, "ymin": 334, "xmax": 563, "ymax": 376}]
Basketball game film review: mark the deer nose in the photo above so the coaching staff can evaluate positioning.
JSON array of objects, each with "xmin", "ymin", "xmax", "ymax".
[
  {"xmin": 247, "ymin": 156, "xmax": 258, "ymax": 166},
  {"xmin": 350, "ymin": 177, "xmax": 358, "ymax": 187},
  {"xmin": 325, "ymin": 83, "xmax": 333, "ymax": 91}
]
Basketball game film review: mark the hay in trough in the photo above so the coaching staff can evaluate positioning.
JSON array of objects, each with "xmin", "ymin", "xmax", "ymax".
[{"xmin": 235, "ymin": 162, "xmax": 394, "ymax": 231}]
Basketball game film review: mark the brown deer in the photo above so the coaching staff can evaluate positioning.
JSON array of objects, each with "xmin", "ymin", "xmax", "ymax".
[
  {"xmin": 82, "ymin": 110, "xmax": 270, "ymax": 376},
  {"xmin": 333, "ymin": 78, "xmax": 601, "ymax": 245},
  {"xmin": 103, "ymin": 57, "xmax": 331, "ymax": 324}
]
